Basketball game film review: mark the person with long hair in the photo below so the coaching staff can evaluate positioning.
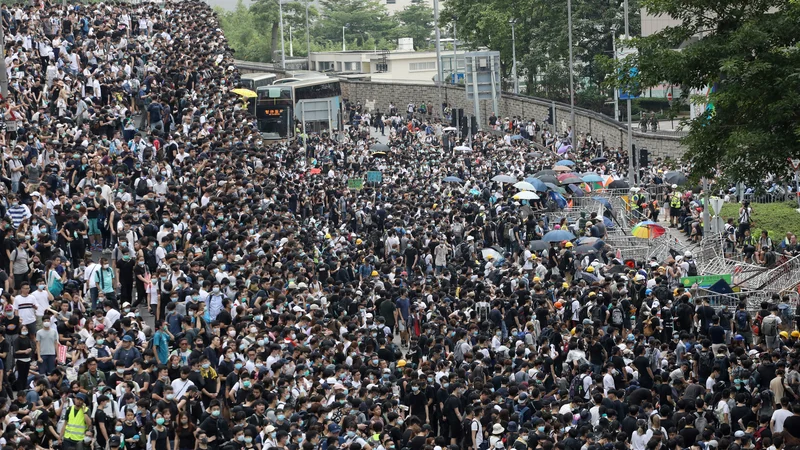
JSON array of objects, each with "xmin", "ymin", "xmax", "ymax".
[
  {"xmin": 13, "ymin": 324, "xmax": 35, "ymax": 390},
  {"xmin": 174, "ymin": 411, "xmax": 196, "ymax": 450}
]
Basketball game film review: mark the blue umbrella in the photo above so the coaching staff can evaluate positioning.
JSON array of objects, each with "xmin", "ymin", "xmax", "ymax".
[
  {"xmin": 524, "ymin": 177, "xmax": 548, "ymax": 192},
  {"xmin": 469, "ymin": 189, "xmax": 481, "ymax": 196},
  {"xmin": 556, "ymin": 159, "xmax": 575, "ymax": 166},
  {"xmin": 603, "ymin": 216, "xmax": 614, "ymax": 229},
  {"xmin": 511, "ymin": 135, "xmax": 524, "ymax": 141},
  {"xmin": 542, "ymin": 229, "xmax": 576, "ymax": 242},
  {"xmin": 548, "ymin": 191, "xmax": 568, "ymax": 209},
  {"xmin": 443, "ymin": 176, "xmax": 464, "ymax": 183},
  {"xmin": 582, "ymin": 173, "xmax": 604, "ymax": 183},
  {"xmin": 567, "ymin": 184, "xmax": 585, "ymax": 197},
  {"xmin": 545, "ymin": 182, "xmax": 566, "ymax": 194},
  {"xmin": 591, "ymin": 196, "xmax": 613, "ymax": 210}
]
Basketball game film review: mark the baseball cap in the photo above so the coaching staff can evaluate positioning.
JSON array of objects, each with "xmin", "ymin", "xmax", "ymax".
[
  {"xmin": 122, "ymin": 335, "xmax": 134, "ymax": 342},
  {"xmin": 328, "ymin": 423, "xmax": 342, "ymax": 433}
]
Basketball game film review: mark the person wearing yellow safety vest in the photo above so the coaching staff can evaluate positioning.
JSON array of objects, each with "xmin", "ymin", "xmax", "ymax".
[
  {"xmin": 630, "ymin": 189, "xmax": 643, "ymax": 220},
  {"xmin": 669, "ymin": 185, "xmax": 682, "ymax": 228},
  {"xmin": 60, "ymin": 392, "xmax": 93, "ymax": 450}
]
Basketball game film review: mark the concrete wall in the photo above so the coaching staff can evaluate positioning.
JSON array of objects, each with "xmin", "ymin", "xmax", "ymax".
[{"xmin": 340, "ymin": 80, "xmax": 687, "ymax": 160}]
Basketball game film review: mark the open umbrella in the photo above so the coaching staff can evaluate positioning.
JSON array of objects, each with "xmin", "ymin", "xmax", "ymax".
[
  {"xmin": 513, "ymin": 191, "xmax": 540, "ymax": 200},
  {"xmin": 558, "ymin": 174, "xmax": 584, "ymax": 185},
  {"xmin": 544, "ymin": 182, "xmax": 566, "ymax": 193},
  {"xmin": 481, "ymin": 248, "xmax": 504, "ymax": 261},
  {"xmin": 539, "ymin": 174, "xmax": 559, "ymax": 185},
  {"xmin": 574, "ymin": 244, "xmax": 598, "ymax": 255},
  {"xmin": 535, "ymin": 169, "xmax": 557, "ymax": 177},
  {"xmin": 608, "ymin": 180, "xmax": 630, "ymax": 189},
  {"xmin": 582, "ymin": 173, "xmax": 604, "ymax": 183},
  {"xmin": 530, "ymin": 241, "xmax": 550, "ymax": 251},
  {"xmin": 556, "ymin": 160, "xmax": 575, "ymax": 166},
  {"xmin": 443, "ymin": 126, "xmax": 457, "ymax": 132},
  {"xmin": 526, "ymin": 151, "xmax": 543, "ymax": 158},
  {"xmin": 492, "ymin": 175, "xmax": 518, "ymax": 184},
  {"xmin": 664, "ymin": 171, "xmax": 689, "ymax": 186},
  {"xmin": 231, "ymin": 88, "xmax": 257, "ymax": 98},
  {"xmin": 557, "ymin": 144, "xmax": 573, "ymax": 154},
  {"xmin": 591, "ymin": 157, "xmax": 608, "ymax": 164},
  {"xmin": 542, "ymin": 229, "xmax": 576, "ymax": 243},
  {"xmin": 514, "ymin": 181, "xmax": 536, "ymax": 191},
  {"xmin": 576, "ymin": 236, "xmax": 603, "ymax": 245},
  {"xmin": 371, "ymin": 152, "xmax": 387, "ymax": 158},
  {"xmin": 511, "ymin": 135, "xmax": 524, "ymax": 141},
  {"xmin": 631, "ymin": 221, "xmax": 666, "ymax": 239},
  {"xmin": 591, "ymin": 196, "xmax": 613, "ymax": 210},
  {"xmin": 553, "ymin": 165, "xmax": 573, "ymax": 172},
  {"xmin": 443, "ymin": 176, "xmax": 464, "ymax": 183},
  {"xmin": 371, "ymin": 143, "xmax": 390, "ymax": 152},
  {"xmin": 603, "ymin": 216, "xmax": 615, "ymax": 229},
  {"xmin": 567, "ymin": 184, "xmax": 585, "ymax": 196},
  {"xmin": 455, "ymin": 145, "xmax": 472, "ymax": 152},
  {"xmin": 524, "ymin": 177, "xmax": 548, "ymax": 192}
]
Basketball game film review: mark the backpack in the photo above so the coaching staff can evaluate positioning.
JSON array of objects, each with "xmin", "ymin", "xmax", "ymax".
[
  {"xmin": 563, "ymin": 301, "xmax": 574, "ymax": 322},
  {"xmin": 698, "ymin": 349, "xmax": 714, "ymax": 373},
  {"xmin": 538, "ymin": 327, "xmax": 554, "ymax": 345},
  {"xmin": 143, "ymin": 248, "xmax": 158, "ymax": 272},
  {"xmin": 476, "ymin": 301, "xmax": 490, "ymax": 322},
  {"xmin": 736, "ymin": 310, "xmax": 749, "ymax": 332},
  {"xmin": 504, "ymin": 222, "xmax": 514, "ymax": 240},
  {"xmin": 579, "ymin": 304, "xmax": 591, "ymax": 322},
  {"xmin": 569, "ymin": 374, "xmax": 587, "ymax": 400},
  {"xmin": 761, "ymin": 316, "xmax": 778, "ymax": 337},
  {"xmin": 687, "ymin": 260, "xmax": 698, "ymax": 276},
  {"xmin": 136, "ymin": 178, "xmax": 149, "ymax": 197},
  {"xmin": 752, "ymin": 313, "xmax": 763, "ymax": 335},
  {"xmin": 643, "ymin": 317, "xmax": 656, "ymax": 337},
  {"xmin": 611, "ymin": 306, "xmax": 624, "ymax": 326}
]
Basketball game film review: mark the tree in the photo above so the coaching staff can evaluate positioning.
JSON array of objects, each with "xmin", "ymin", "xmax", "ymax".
[
  {"xmin": 216, "ymin": 1, "xmax": 273, "ymax": 62},
  {"xmin": 632, "ymin": 0, "xmax": 800, "ymax": 184},
  {"xmin": 394, "ymin": 4, "xmax": 434, "ymax": 50},
  {"xmin": 314, "ymin": 0, "xmax": 399, "ymax": 49}
]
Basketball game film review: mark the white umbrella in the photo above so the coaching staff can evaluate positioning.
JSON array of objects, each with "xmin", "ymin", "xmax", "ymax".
[
  {"xmin": 513, "ymin": 181, "xmax": 536, "ymax": 191},
  {"xmin": 455, "ymin": 145, "xmax": 471, "ymax": 152},
  {"xmin": 481, "ymin": 248, "xmax": 503, "ymax": 261},
  {"xmin": 443, "ymin": 126, "xmax": 457, "ymax": 132},
  {"xmin": 491, "ymin": 175, "xmax": 518, "ymax": 184},
  {"xmin": 513, "ymin": 191, "xmax": 540, "ymax": 200}
]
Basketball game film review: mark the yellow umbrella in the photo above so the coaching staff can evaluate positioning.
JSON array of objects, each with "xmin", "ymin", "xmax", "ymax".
[{"xmin": 232, "ymin": 88, "xmax": 257, "ymax": 98}]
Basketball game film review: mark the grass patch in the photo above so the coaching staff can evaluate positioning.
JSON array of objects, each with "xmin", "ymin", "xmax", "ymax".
[{"xmin": 719, "ymin": 201, "xmax": 800, "ymax": 240}]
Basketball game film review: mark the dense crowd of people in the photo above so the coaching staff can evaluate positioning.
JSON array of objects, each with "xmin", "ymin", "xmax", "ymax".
[{"xmin": 2, "ymin": 4, "xmax": 800, "ymax": 450}]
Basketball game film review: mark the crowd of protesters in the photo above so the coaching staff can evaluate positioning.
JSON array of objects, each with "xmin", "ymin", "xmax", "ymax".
[{"xmin": 2, "ymin": 5, "xmax": 800, "ymax": 450}]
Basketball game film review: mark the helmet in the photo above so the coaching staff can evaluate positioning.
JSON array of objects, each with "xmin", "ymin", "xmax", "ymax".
[
  {"xmin": 627, "ymin": 334, "xmax": 635, "ymax": 342},
  {"xmin": 734, "ymin": 334, "xmax": 744, "ymax": 341},
  {"xmin": 554, "ymin": 302, "xmax": 563, "ymax": 309},
  {"xmin": 684, "ymin": 251, "xmax": 693, "ymax": 259}
]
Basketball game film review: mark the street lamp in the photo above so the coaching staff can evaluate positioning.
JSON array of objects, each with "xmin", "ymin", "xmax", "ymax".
[
  {"xmin": 342, "ymin": 24, "xmax": 349, "ymax": 52},
  {"xmin": 304, "ymin": 1, "xmax": 311, "ymax": 70},
  {"xmin": 278, "ymin": 0, "xmax": 286, "ymax": 69},
  {"xmin": 567, "ymin": 0, "xmax": 576, "ymax": 142},
  {"xmin": 509, "ymin": 18, "xmax": 518, "ymax": 95},
  {"xmin": 289, "ymin": 25, "xmax": 294, "ymax": 57},
  {"xmin": 452, "ymin": 17, "xmax": 457, "ymax": 84}
]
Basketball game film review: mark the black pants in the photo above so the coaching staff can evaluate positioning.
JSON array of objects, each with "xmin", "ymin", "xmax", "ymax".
[{"xmin": 14, "ymin": 359, "xmax": 30, "ymax": 391}]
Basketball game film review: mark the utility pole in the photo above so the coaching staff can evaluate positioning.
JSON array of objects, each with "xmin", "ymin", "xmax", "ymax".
[
  {"xmin": 279, "ymin": 0, "xmax": 286, "ymax": 69},
  {"xmin": 509, "ymin": 18, "xmax": 518, "ymax": 95},
  {"xmin": 612, "ymin": 29, "xmax": 619, "ymax": 122},
  {"xmin": 433, "ymin": 0, "xmax": 443, "ymax": 117},
  {"xmin": 567, "ymin": 0, "xmax": 576, "ymax": 142},
  {"xmin": 0, "ymin": 17, "xmax": 7, "ymax": 98},
  {"xmin": 624, "ymin": 0, "xmax": 634, "ymax": 186},
  {"xmin": 305, "ymin": 1, "xmax": 311, "ymax": 70},
  {"xmin": 452, "ymin": 18, "xmax": 457, "ymax": 84},
  {"xmin": 289, "ymin": 25, "xmax": 293, "ymax": 57}
]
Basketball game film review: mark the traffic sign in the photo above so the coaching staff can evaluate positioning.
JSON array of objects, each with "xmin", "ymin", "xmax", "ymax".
[
  {"xmin": 666, "ymin": 92, "xmax": 673, "ymax": 101},
  {"xmin": 790, "ymin": 158, "xmax": 800, "ymax": 170}
]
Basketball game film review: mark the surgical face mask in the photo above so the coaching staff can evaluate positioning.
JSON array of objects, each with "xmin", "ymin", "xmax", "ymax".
[
  {"xmin": 347, "ymin": 431, "xmax": 356, "ymax": 438},
  {"xmin": 211, "ymin": 410, "xmax": 221, "ymax": 417},
  {"xmin": 242, "ymin": 381, "xmax": 251, "ymax": 388},
  {"xmin": 372, "ymin": 359, "xmax": 379, "ymax": 365},
  {"xmin": 277, "ymin": 414, "xmax": 285, "ymax": 421},
  {"xmin": 228, "ymin": 330, "xmax": 236, "ymax": 337},
  {"xmin": 115, "ymin": 426, "xmax": 123, "ymax": 432},
  {"xmin": 167, "ymin": 394, "xmax": 175, "ymax": 401},
  {"xmin": 212, "ymin": 287, "xmax": 220, "ymax": 294},
  {"xmin": 238, "ymin": 436, "xmax": 245, "ymax": 442},
  {"xmin": 537, "ymin": 426, "xmax": 545, "ymax": 433},
  {"xmin": 202, "ymin": 363, "xmax": 210, "ymax": 369},
  {"xmin": 245, "ymin": 437, "xmax": 253, "ymax": 444},
  {"xmin": 84, "ymin": 437, "xmax": 93, "ymax": 443},
  {"xmin": 235, "ymin": 363, "xmax": 243, "ymax": 370},
  {"xmin": 156, "ymin": 418, "xmax": 165, "ymax": 425},
  {"xmin": 257, "ymin": 339, "xmax": 265, "ymax": 346}
]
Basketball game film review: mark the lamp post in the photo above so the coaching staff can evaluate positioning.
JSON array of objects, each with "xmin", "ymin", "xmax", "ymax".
[
  {"xmin": 304, "ymin": 1, "xmax": 311, "ymax": 70},
  {"xmin": 278, "ymin": 0, "xmax": 286, "ymax": 69},
  {"xmin": 567, "ymin": 0, "xmax": 576, "ymax": 142},
  {"xmin": 289, "ymin": 25, "xmax": 294, "ymax": 57},
  {"xmin": 434, "ymin": 0, "xmax": 443, "ymax": 116},
  {"xmin": 452, "ymin": 17, "xmax": 457, "ymax": 84},
  {"xmin": 509, "ymin": 18, "xmax": 518, "ymax": 95},
  {"xmin": 624, "ymin": 0, "xmax": 634, "ymax": 185},
  {"xmin": 611, "ymin": 25, "xmax": 619, "ymax": 122},
  {"xmin": 342, "ymin": 24, "xmax": 349, "ymax": 52}
]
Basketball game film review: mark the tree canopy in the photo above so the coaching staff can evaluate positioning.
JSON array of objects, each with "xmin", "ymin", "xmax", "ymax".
[{"xmin": 632, "ymin": 0, "xmax": 800, "ymax": 184}]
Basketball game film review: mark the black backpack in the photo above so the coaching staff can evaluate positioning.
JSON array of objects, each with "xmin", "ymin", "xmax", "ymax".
[
  {"xmin": 136, "ymin": 178, "xmax": 149, "ymax": 197},
  {"xmin": 687, "ymin": 260, "xmax": 698, "ymax": 276},
  {"xmin": 144, "ymin": 248, "xmax": 158, "ymax": 272}
]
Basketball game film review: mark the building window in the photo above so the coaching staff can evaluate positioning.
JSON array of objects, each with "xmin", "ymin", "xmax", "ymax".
[
  {"xmin": 376, "ymin": 63, "xmax": 388, "ymax": 73},
  {"xmin": 409, "ymin": 61, "xmax": 436, "ymax": 72},
  {"xmin": 386, "ymin": 0, "xmax": 396, "ymax": 4}
]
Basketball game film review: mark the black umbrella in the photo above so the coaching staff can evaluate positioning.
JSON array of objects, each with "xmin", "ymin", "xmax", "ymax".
[
  {"xmin": 370, "ymin": 143, "xmax": 390, "ymax": 152},
  {"xmin": 535, "ymin": 170, "xmax": 557, "ymax": 177},
  {"xmin": 591, "ymin": 157, "xmax": 608, "ymax": 164},
  {"xmin": 574, "ymin": 244, "xmax": 598, "ymax": 255},
  {"xmin": 664, "ymin": 171, "xmax": 689, "ymax": 186},
  {"xmin": 530, "ymin": 241, "xmax": 550, "ymax": 251},
  {"xmin": 537, "ymin": 174, "xmax": 559, "ymax": 184},
  {"xmin": 608, "ymin": 180, "xmax": 630, "ymax": 189}
]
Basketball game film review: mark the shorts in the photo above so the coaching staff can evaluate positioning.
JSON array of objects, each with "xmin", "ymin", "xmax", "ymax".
[
  {"xmin": 88, "ymin": 218, "xmax": 101, "ymax": 235},
  {"xmin": 670, "ymin": 207, "xmax": 680, "ymax": 217}
]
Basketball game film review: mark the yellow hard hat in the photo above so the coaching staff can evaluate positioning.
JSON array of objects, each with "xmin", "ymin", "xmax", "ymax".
[
  {"xmin": 792, "ymin": 331, "xmax": 800, "ymax": 338},
  {"xmin": 397, "ymin": 359, "xmax": 407, "ymax": 367},
  {"xmin": 356, "ymin": 239, "xmax": 363, "ymax": 245},
  {"xmin": 325, "ymin": 233, "xmax": 332, "ymax": 239},
  {"xmin": 586, "ymin": 266, "xmax": 595, "ymax": 273},
  {"xmin": 533, "ymin": 277, "xmax": 541, "ymax": 283},
  {"xmin": 780, "ymin": 331, "xmax": 789, "ymax": 339},
  {"xmin": 565, "ymin": 242, "xmax": 574, "ymax": 248},
  {"xmin": 486, "ymin": 254, "xmax": 494, "ymax": 260},
  {"xmin": 371, "ymin": 270, "xmax": 379, "ymax": 277}
]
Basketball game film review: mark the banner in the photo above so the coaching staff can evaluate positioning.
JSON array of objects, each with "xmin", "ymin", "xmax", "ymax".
[
  {"xmin": 347, "ymin": 178, "xmax": 364, "ymax": 190},
  {"xmin": 56, "ymin": 344, "xmax": 68, "ymax": 364}
]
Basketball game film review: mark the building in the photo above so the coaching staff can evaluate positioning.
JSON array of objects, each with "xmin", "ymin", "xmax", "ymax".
[
  {"xmin": 382, "ymin": 0, "xmax": 433, "ymax": 15},
  {"xmin": 640, "ymin": 8, "xmax": 683, "ymax": 37},
  {"xmin": 309, "ymin": 39, "xmax": 466, "ymax": 84}
]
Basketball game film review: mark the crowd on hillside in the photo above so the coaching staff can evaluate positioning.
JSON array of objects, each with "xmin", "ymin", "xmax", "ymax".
[{"xmin": 2, "ymin": 4, "xmax": 800, "ymax": 450}]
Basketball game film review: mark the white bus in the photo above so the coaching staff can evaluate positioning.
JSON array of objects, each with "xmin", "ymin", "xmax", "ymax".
[
  {"xmin": 255, "ymin": 77, "xmax": 342, "ymax": 140},
  {"xmin": 239, "ymin": 73, "xmax": 278, "ymax": 91}
]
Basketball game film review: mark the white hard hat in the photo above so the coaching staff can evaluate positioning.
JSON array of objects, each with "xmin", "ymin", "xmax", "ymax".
[{"xmin": 684, "ymin": 251, "xmax": 693, "ymax": 258}]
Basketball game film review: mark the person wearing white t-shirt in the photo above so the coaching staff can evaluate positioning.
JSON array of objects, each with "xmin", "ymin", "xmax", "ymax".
[
  {"xmin": 772, "ymin": 400, "xmax": 793, "ymax": 433},
  {"xmin": 13, "ymin": 283, "xmax": 39, "ymax": 336},
  {"xmin": 30, "ymin": 280, "xmax": 54, "ymax": 329}
]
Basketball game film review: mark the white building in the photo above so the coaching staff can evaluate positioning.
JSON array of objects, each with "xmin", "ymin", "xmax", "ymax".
[
  {"xmin": 309, "ymin": 39, "xmax": 466, "ymax": 84},
  {"xmin": 383, "ymin": 0, "xmax": 434, "ymax": 15}
]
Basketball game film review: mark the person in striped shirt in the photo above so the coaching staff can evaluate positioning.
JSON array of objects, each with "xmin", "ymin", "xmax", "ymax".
[{"xmin": 5, "ymin": 194, "xmax": 31, "ymax": 229}]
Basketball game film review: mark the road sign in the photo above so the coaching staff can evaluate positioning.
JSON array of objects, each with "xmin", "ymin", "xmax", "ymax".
[
  {"xmin": 666, "ymin": 91, "xmax": 673, "ymax": 106},
  {"xmin": 709, "ymin": 197, "xmax": 724, "ymax": 215},
  {"xmin": 347, "ymin": 178, "xmax": 364, "ymax": 190},
  {"xmin": 790, "ymin": 158, "xmax": 800, "ymax": 170},
  {"xmin": 681, "ymin": 274, "xmax": 732, "ymax": 287},
  {"xmin": 366, "ymin": 171, "xmax": 383, "ymax": 183}
]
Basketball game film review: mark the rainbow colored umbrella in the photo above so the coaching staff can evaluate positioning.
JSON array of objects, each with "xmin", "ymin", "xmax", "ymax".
[{"xmin": 631, "ymin": 221, "xmax": 666, "ymax": 239}]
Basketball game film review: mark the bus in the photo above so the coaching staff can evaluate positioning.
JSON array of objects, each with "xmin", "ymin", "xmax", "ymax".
[
  {"xmin": 255, "ymin": 78, "xmax": 342, "ymax": 140},
  {"xmin": 239, "ymin": 73, "xmax": 278, "ymax": 91},
  {"xmin": 272, "ymin": 71, "xmax": 329, "ymax": 85}
]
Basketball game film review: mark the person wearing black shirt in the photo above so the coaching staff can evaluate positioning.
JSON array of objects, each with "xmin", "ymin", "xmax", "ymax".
[
  {"xmin": 443, "ymin": 386, "xmax": 464, "ymax": 445},
  {"xmin": 632, "ymin": 346, "xmax": 654, "ymax": 389},
  {"xmin": 730, "ymin": 394, "xmax": 752, "ymax": 432}
]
